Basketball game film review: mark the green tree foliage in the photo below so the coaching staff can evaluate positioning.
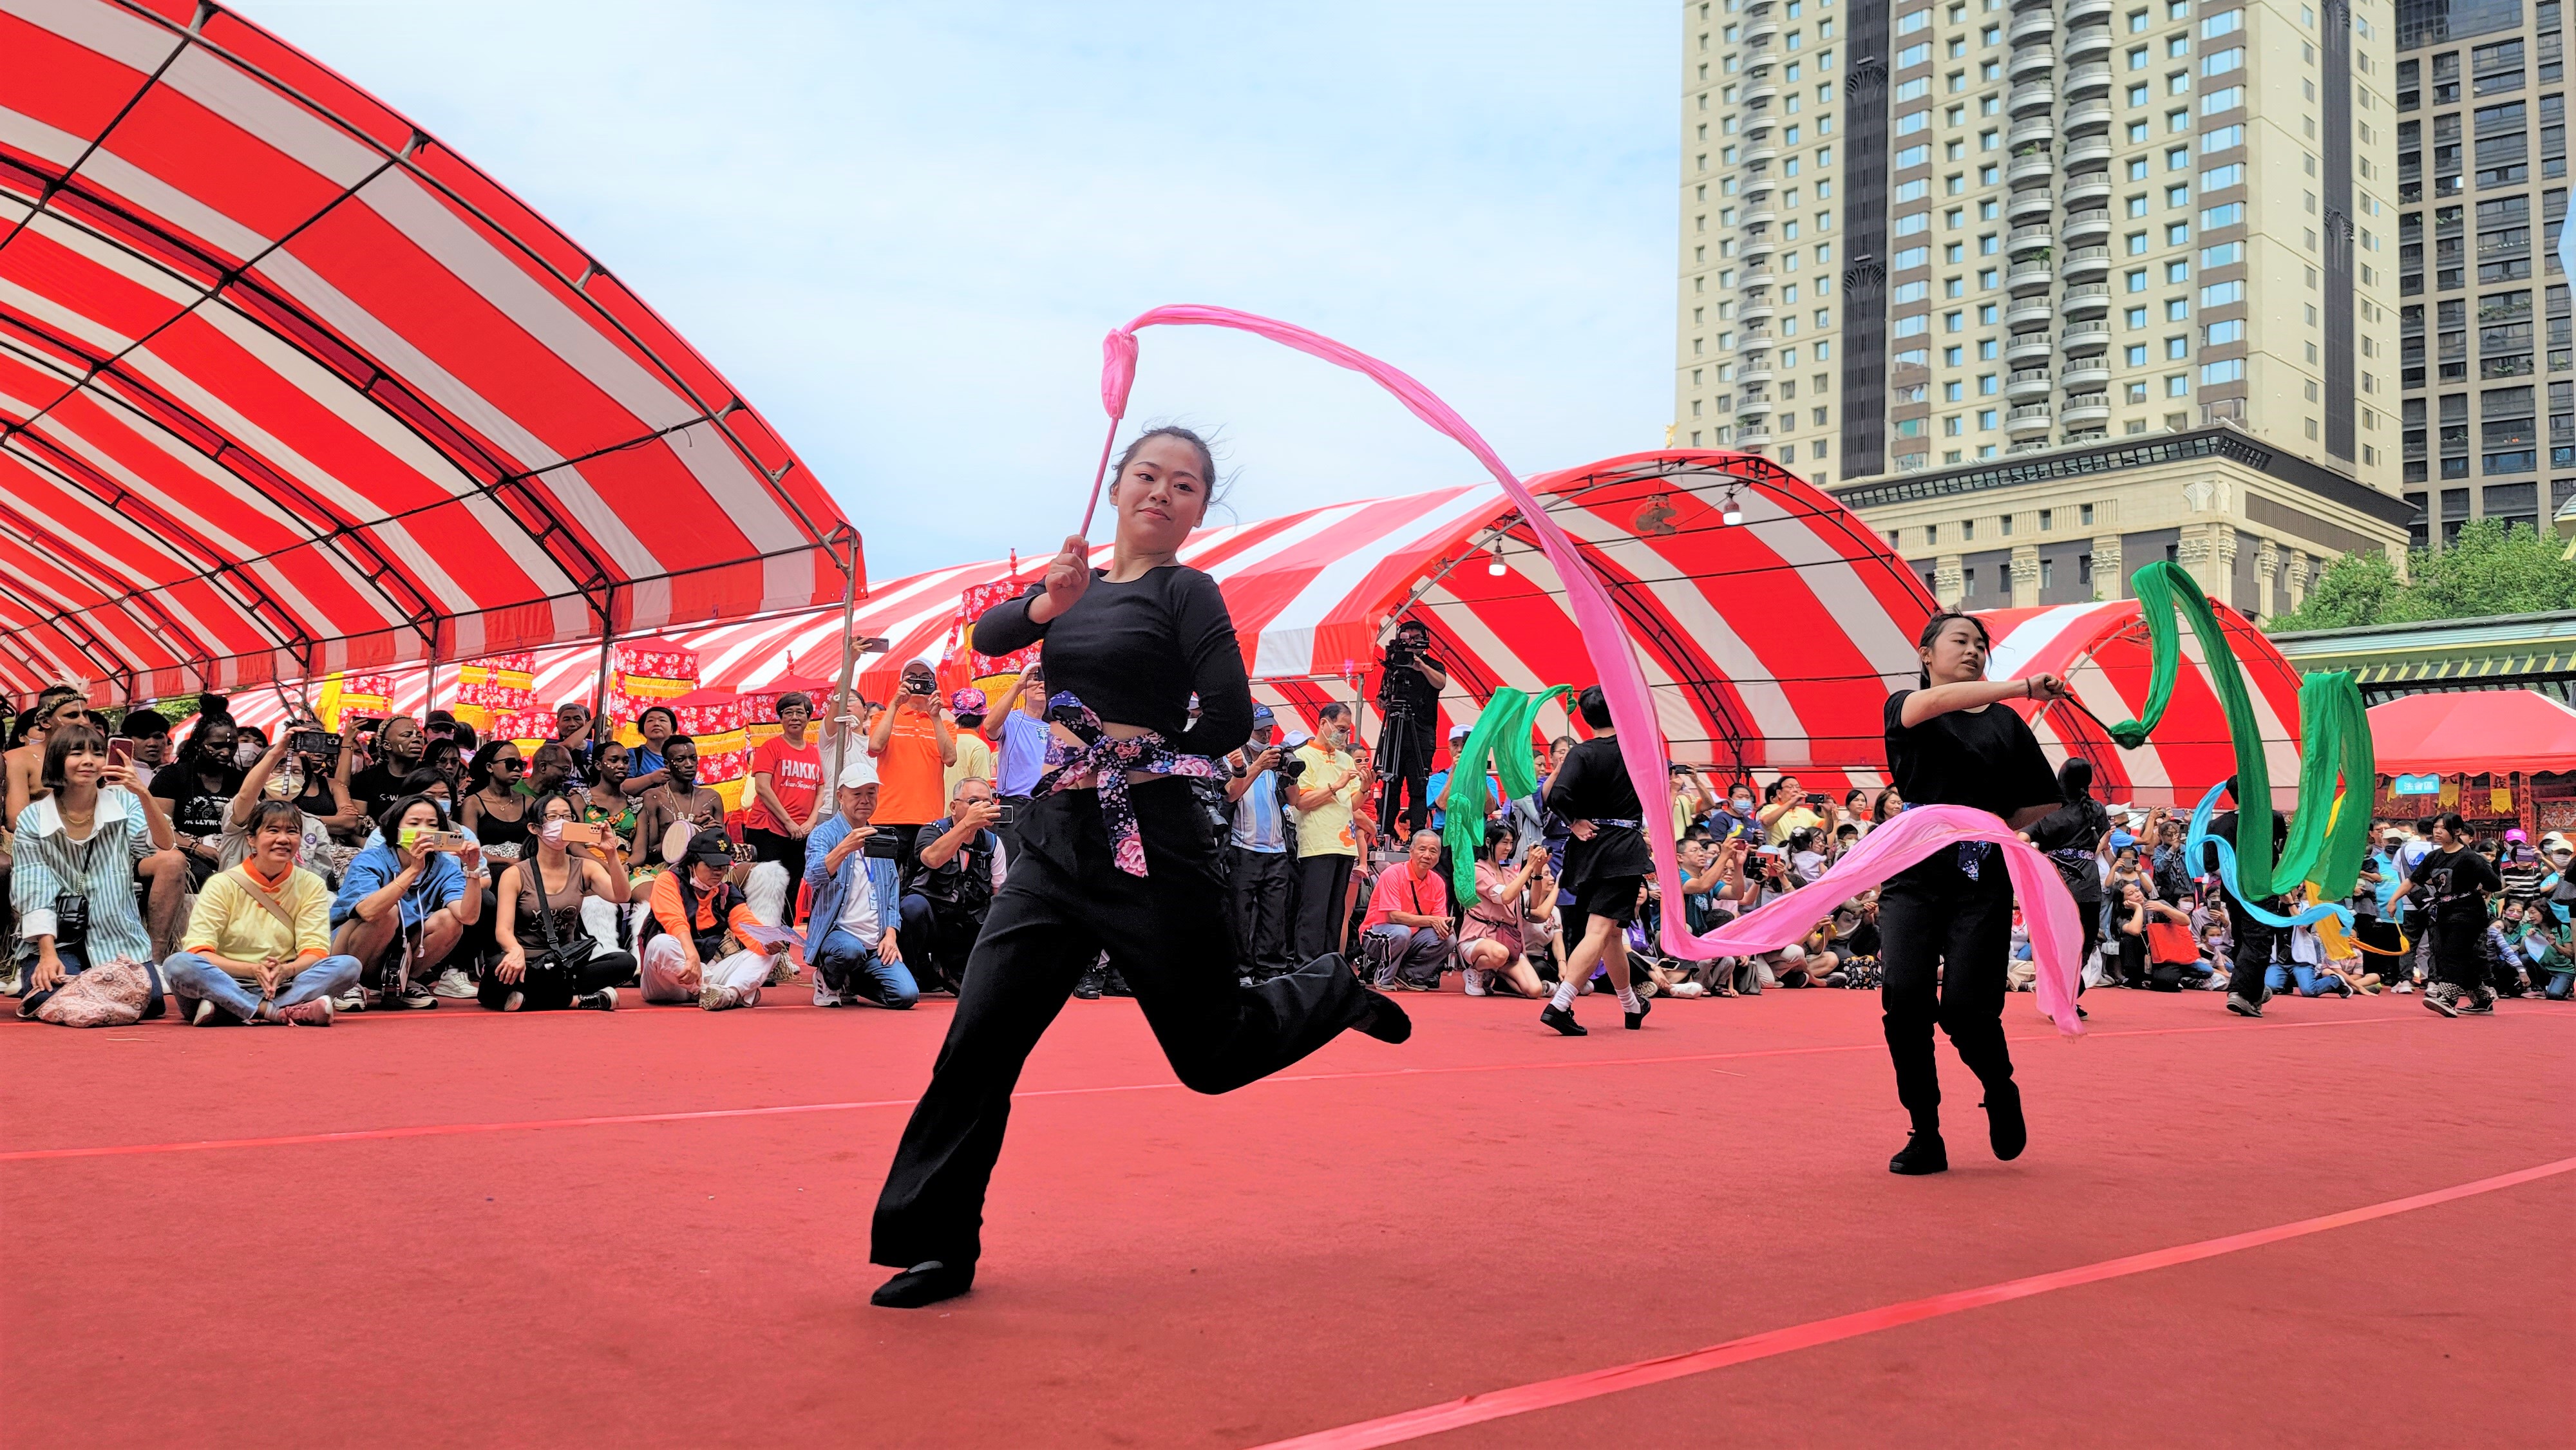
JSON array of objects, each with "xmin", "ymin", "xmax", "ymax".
[{"xmin": 2269, "ymin": 520, "xmax": 2576, "ymax": 630}]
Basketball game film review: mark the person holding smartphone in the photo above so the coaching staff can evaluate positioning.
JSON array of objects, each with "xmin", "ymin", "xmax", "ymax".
[
  {"xmin": 327, "ymin": 793, "xmax": 484, "ymax": 1010},
  {"xmin": 1758, "ymin": 775, "xmax": 1822, "ymax": 847},
  {"xmin": 12, "ymin": 717, "xmax": 176, "ymax": 1020},
  {"xmin": 867, "ymin": 663, "xmax": 957, "ymax": 890},
  {"xmin": 482, "ymin": 790, "xmax": 632, "ymax": 1012}
]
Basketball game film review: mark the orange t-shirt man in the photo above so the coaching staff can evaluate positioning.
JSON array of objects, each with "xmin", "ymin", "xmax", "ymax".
[{"xmin": 871, "ymin": 705, "xmax": 947, "ymax": 828}]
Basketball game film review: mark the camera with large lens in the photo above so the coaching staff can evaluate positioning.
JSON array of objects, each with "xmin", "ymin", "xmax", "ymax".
[{"xmin": 1275, "ymin": 755, "xmax": 1308, "ymax": 782}]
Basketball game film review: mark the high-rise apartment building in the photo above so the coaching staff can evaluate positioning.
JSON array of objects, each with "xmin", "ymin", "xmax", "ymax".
[
  {"xmin": 1677, "ymin": 0, "xmax": 2418, "ymax": 617},
  {"xmin": 2393, "ymin": 0, "xmax": 2570, "ymax": 550}
]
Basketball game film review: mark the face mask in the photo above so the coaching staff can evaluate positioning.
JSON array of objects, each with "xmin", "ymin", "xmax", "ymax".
[
  {"xmin": 540, "ymin": 818, "xmax": 565, "ymax": 848},
  {"xmin": 233, "ymin": 742, "xmax": 261, "ymax": 768}
]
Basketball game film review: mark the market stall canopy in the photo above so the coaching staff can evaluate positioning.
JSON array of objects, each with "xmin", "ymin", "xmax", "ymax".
[
  {"xmin": 1980, "ymin": 599, "xmax": 2307, "ymax": 809},
  {"xmin": 230, "ymin": 453, "xmax": 1940, "ymax": 791},
  {"xmin": 0, "ymin": 0, "xmax": 857, "ymax": 703},
  {"xmin": 2367, "ymin": 689, "xmax": 2576, "ymax": 777}
]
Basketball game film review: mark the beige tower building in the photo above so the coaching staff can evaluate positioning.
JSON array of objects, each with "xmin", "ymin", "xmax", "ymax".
[
  {"xmin": 1678, "ymin": 0, "xmax": 2417, "ymax": 618},
  {"xmin": 2394, "ymin": 1, "xmax": 2571, "ymax": 549}
]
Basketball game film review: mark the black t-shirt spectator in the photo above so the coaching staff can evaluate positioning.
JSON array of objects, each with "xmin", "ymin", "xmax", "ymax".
[
  {"xmin": 153, "ymin": 765, "xmax": 243, "ymax": 842},
  {"xmin": 349, "ymin": 760, "xmax": 415, "ymax": 814}
]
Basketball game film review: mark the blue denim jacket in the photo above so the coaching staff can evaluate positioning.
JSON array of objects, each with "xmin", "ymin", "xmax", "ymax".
[{"xmin": 804, "ymin": 814, "xmax": 900, "ymax": 959}]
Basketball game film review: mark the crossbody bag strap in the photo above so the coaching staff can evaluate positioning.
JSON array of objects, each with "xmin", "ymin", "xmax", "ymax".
[
  {"xmin": 227, "ymin": 865, "xmax": 303, "ymax": 937},
  {"xmin": 527, "ymin": 854, "xmax": 567, "ymax": 956}
]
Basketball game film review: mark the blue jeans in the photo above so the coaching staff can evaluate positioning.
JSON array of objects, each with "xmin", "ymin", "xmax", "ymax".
[
  {"xmin": 165, "ymin": 953, "xmax": 361, "ymax": 1022},
  {"xmin": 2265, "ymin": 962, "xmax": 2353, "ymax": 997},
  {"xmin": 2547, "ymin": 970, "xmax": 2575, "ymax": 1001},
  {"xmin": 813, "ymin": 929, "xmax": 918, "ymax": 1009}
]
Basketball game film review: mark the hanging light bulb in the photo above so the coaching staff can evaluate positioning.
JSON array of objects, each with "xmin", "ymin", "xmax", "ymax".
[
  {"xmin": 1487, "ymin": 551, "xmax": 1508, "ymax": 576},
  {"xmin": 1721, "ymin": 488, "xmax": 1745, "ymax": 526}
]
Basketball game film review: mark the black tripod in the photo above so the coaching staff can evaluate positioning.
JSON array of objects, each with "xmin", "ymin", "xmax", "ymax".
[{"xmin": 1374, "ymin": 695, "xmax": 1432, "ymax": 842}]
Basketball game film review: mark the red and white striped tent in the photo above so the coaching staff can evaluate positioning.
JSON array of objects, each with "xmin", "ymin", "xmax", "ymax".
[
  {"xmin": 0, "ymin": 0, "xmax": 857, "ymax": 704},
  {"xmin": 232, "ymin": 452, "xmax": 1944, "ymax": 791},
  {"xmin": 1980, "ymin": 599, "xmax": 2308, "ymax": 809}
]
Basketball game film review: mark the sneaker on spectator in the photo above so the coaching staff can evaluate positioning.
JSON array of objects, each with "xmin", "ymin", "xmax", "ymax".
[
  {"xmin": 332, "ymin": 989, "xmax": 366, "ymax": 1013},
  {"xmin": 699, "ymin": 983, "xmax": 743, "ymax": 1012},
  {"xmin": 0, "ymin": 961, "xmax": 19, "ymax": 996},
  {"xmin": 1461, "ymin": 966, "xmax": 1489, "ymax": 997},
  {"xmin": 2392, "ymin": 980, "xmax": 2415, "ymax": 993},
  {"xmin": 392, "ymin": 982, "xmax": 440, "ymax": 1010},
  {"xmin": 279, "ymin": 997, "xmax": 334, "ymax": 1027},
  {"xmin": 576, "ymin": 988, "xmax": 618, "ymax": 1012},
  {"xmin": 2462, "ymin": 986, "xmax": 2497, "ymax": 1014},
  {"xmin": 191, "ymin": 997, "xmax": 220, "ymax": 1026},
  {"xmin": 430, "ymin": 967, "xmax": 478, "ymax": 998},
  {"xmin": 812, "ymin": 984, "xmax": 842, "ymax": 1008},
  {"xmin": 500, "ymin": 990, "xmax": 524, "ymax": 1013},
  {"xmin": 2423, "ymin": 983, "xmax": 2460, "ymax": 1017},
  {"xmin": 1669, "ymin": 981, "xmax": 1707, "ymax": 997}
]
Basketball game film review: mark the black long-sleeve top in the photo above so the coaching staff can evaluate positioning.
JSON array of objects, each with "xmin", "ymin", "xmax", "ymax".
[{"xmin": 972, "ymin": 565, "xmax": 1253, "ymax": 760}]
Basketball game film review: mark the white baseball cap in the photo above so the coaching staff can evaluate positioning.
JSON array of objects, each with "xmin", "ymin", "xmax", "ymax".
[{"xmin": 839, "ymin": 755, "xmax": 878, "ymax": 789}]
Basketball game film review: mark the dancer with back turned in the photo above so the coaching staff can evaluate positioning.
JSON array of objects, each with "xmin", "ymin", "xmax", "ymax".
[
  {"xmin": 1878, "ymin": 612, "xmax": 2070, "ymax": 1174},
  {"xmin": 1538, "ymin": 687, "xmax": 1656, "ymax": 1035},
  {"xmin": 867, "ymin": 427, "xmax": 1411, "ymax": 1310}
]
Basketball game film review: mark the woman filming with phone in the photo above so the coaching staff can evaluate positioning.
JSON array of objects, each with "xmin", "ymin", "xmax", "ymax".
[
  {"xmin": 482, "ymin": 791, "xmax": 632, "ymax": 1012},
  {"xmin": 12, "ymin": 717, "xmax": 176, "ymax": 1021},
  {"xmin": 328, "ymin": 793, "xmax": 484, "ymax": 1010}
]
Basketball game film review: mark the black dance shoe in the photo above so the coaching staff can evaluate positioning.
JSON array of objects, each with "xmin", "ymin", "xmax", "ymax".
[
  {"xmin": 1356, "ymin": 988, "xmax": 1413, "ymax": 1044},
  {"xmin": 1888, "ymin": 1130, "xmax": 1949, "ymax": 1175},
  {"xmin": 871, "ymin": 1259, "xmax": 974, "ymax": 1309},
  {"xmin": 1982, "ymin": 1082, "xmax": 2026, "ymax": 1162},
  {"xmin": 1539, "ymin": 1004, "xmax": 1587, "ymax": 1036},
  {"xmin": 1624, "ymin": 995, "xmax": 1652, "ymax": 1031}
]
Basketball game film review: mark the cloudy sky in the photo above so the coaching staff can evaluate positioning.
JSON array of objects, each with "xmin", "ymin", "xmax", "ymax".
[{"xmin": 257, "ymin": 1, "xmax": 1680, "ymax": 579}]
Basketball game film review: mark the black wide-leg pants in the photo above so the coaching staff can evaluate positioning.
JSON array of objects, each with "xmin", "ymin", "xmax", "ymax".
[
  {"xmin": 1877, "ymin": 860, "xmax": 2016, "ymax": 1133},
  {"xmin": 871, "ymin": 780, "xmax": 1379, "ymax": 1271}
]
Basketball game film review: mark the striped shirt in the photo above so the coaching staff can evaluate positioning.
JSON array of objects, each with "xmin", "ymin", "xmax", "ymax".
[{"xmin": 10, "ymin": 789, "xmax": 155, "ymax": 965}]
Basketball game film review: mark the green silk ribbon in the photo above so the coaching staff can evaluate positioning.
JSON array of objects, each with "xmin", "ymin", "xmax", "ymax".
[
  {"xmin": 2105, "ymin": 561, "xmax": 2372, "ymax": 902},
  {"xmin": 1443, "ymin": 685, "xmax": 1572, "ymax": 904}
]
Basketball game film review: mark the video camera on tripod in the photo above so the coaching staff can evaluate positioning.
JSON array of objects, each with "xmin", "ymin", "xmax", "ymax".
[{"xmin": 1374, "ymin": 621, "xmax": 1436, "ymax": 724}]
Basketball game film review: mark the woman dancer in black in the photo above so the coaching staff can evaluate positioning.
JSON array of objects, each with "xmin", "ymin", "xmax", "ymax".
[
  {"xmin": 868, "ymin": 427, "xmax": 1410, "ymax": 1309},
  {"xmin": 1880, "ymin": 612, "xmax": 2069, "ymax": 1174},
  {"xmin": 2022, "ymin": 757, "xmax": 2111, "ymax": 1008},
  {"xmin": 1537, "ymin": 686, "xmax": 1655, "ymax": 1035}
]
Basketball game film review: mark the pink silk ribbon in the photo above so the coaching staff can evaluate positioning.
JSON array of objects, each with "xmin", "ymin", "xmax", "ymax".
[{"xmin": 1088, "ymin": 305, "xmax": 2084, "ymax": 1036}]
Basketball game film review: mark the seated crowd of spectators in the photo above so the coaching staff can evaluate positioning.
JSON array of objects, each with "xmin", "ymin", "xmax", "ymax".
[
  {"xmin": 6, "ymin": 676, "xmax": 2566, "ymax": 1026},
  {"xmin": 1, "ymin": 677, "xmax": 1009, "ymax": 1025}
]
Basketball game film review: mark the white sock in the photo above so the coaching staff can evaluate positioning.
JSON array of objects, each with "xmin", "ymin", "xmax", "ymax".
[
  {"xmin": 1549, "ymin": 979, "xmax": 1578, "ymax": 1012},
  {"xmin": 1616, "ymin": 986, "xmax": 1643, "ymax": 1013}
]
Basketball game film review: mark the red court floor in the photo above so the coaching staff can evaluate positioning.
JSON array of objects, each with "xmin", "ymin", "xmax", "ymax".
[{"xmin": 3, "ymin": 984, "xmax": 2569, "ymax": 1448}]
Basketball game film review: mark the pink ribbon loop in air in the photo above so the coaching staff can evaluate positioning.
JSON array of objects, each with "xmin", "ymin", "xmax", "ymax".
[{"xmin": 1085, "ymin": 306, "xmax": 2083, "ymax": 1036}]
